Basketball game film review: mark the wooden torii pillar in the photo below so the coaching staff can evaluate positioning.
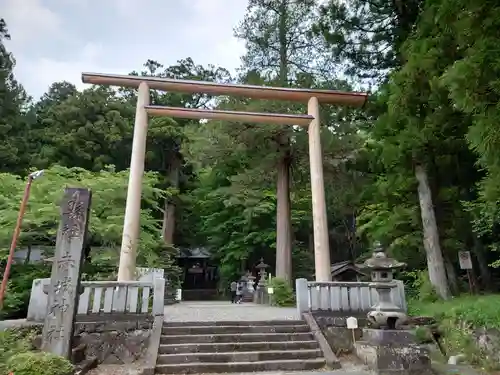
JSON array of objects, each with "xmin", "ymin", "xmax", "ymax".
[{"xmin": 81, "ymin": 72, "xmax": 367, "ymax": 282}]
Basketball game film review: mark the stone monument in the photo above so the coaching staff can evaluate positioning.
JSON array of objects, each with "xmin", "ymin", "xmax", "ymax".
[
  {"xmin": 361, "ymin": 241, "xmax": 407, "ymax": 329},
  {"xmin": 241, "ymin": 270, "xmax": 256, "ymax": 303},
  {"xmin": 355, "ymin": 242, "xmax": 434, "ymax": 375},
  {"xmin": 41, "ymin": 188, "xmax": 92, "ymax": 359},
  {"xmin": 254, "ymin": 258, "xmax": 269, "ymax": 304}
]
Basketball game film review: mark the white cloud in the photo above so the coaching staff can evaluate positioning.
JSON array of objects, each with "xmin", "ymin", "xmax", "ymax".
[
  {"xmin": 2, "ymin": 0, "xmax": 249, "ymax": 98},
  {"xmin": 0, "ymin": 0, "xmax": 62, "ymax": 45},
  {"xmin": 15, "ymin": 42, "xmax": 106, "ymax": 100},
  {"xmin": 183, "ymin": 0, "xmax": 247, "ymax": 72}
]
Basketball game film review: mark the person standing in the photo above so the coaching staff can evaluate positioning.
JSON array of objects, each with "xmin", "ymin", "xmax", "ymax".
[
  {"xmin": 235, "ymin": 279, "xmax": 244, "ymax": 304},
  {"xmin": 230, "ymin": 280, "xmax": 237, "ymax": 303}
]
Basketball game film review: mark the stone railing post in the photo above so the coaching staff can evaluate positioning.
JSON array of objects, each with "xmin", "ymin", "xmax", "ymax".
[
  {"xmin": 296, "ymin": 278, "xmax": 309, "ymax": 315},
  {"xmin": 152, "ymin": 277, "xmax": 165, "ymax": 316}
]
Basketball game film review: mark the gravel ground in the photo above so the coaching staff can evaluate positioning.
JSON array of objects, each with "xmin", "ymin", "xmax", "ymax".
[
  {"xmin": 86, "ymin": 364, "xmax": 142, "ymax": 375},
  {"xmin": 163, "ymin": 301, "xmax": 300, "ymax": 322},
  {"xmin": 86, "ymin": 367, "xmax": 374, "ymax": 375}
]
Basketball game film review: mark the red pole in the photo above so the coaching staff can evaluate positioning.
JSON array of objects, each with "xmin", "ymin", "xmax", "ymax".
[{"xmin": 0, "ymin": 176, "xmax": 34, "ymax": 309}]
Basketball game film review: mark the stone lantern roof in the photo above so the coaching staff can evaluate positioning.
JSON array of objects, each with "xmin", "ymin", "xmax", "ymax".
[{"xmin": 359, "ymin": 241, "xmax": 406, "ymax": 271}]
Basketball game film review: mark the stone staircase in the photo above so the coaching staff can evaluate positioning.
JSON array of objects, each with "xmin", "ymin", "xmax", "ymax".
[{"xmin": 155, "ymin": 319, "xmax": 326, "ymax": 374}]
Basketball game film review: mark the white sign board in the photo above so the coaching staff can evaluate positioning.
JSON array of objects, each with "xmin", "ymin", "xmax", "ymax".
[
  {"xmin": 267, "ymin": 287, "xmax": 274, "ymax": 295},
  {"xmin": 458, "ymin": 251, "xmax": 473, "ymax": 270},
  {"xmin": 346, "ymin": 316, "xmax": 358, "ymax": 329}
]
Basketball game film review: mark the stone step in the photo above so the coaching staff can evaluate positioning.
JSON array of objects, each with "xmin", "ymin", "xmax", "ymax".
[
  {"xmin": 162, "ymin": 319, "xmax": 305, "ymax": 327},
  {"xmin": 155, "ymin": 358, "xmax": 326, "ymax": 374},
  {"xmin": 160, "ymin": 332, "xmax": 313, "ymax": 345},
  {"xmin": 158, "ymin": 340, "xmax": 320, "ymax": 354},
  {"xmin": 162, "ymin": 324, "xmax": 310, "ymax": 335},
  {"xmin": 157, "ymin": 348, "xmax": 323, "ymax": 364}
]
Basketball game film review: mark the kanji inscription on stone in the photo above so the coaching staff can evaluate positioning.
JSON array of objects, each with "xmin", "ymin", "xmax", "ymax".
[{"xmin": 41, "ymin": 188, "xmax": 92, "ymax": 359}]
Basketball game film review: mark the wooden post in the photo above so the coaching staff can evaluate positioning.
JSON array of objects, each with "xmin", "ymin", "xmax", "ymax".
[
  {"xmin": 118, "ymin": 82, "xmax": 150, "ymax": 281},
  {"xmin": 307, "ymin": 97, "xmax": 331, "ymax": 282},
  {"xmin": 41, "ymin": 188, "xmax": 91, "ymax": 359}
]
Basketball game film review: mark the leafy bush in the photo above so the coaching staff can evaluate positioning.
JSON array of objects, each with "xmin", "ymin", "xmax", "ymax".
[
  {"xmin": 402, "ymin": 270, "xmax": 439, "ymax": 303},
  {"xmin": 409, "ymin": 294, "xmax": 500, "ymax": 328},
  {"xmin": 0, "ymin": 328, "xmax": 37, "ymax": 374},
  {"xmin": 409, "ymin": 294, "xmax": 500, "ymax": 371},
  {"xmin": 268, "ymin": 277, "xmax": 295, "ymax": 307},
  {"xmin": 6, "ymin": 351, "xmax": 74, "ymax": 375},
  {"xmin": 0, "ymin": 264, "xmax": 51, "ymax": 320}
]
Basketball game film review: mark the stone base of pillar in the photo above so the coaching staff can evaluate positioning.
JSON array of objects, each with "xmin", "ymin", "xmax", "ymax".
[{"xmin": 355, "ymin": 328, "xmax": 434, "ymax": 375}]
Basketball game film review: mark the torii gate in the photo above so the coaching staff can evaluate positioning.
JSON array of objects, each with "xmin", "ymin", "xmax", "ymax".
[{"xmin": 81, "ymin": 72, "xmax": 367, "ymax": 282}]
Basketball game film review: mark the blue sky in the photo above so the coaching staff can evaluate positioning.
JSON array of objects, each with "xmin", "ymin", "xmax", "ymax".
[{"xmin": 1, "ymin": 0, "xmax": 248, "ymax": 100}]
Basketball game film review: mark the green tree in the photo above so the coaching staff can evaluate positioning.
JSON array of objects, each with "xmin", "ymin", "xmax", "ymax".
[
  {"xmin": 31, "ymin": 86, "xmax": 135, "ymax": 171},
  {"xmin": 233, "ymin": 0, "xmax": 338, "ymax": 282},
  {"xmin": 0, "ymin": 165, "xmax": 165, "ymax": 265},
  {"xmin": 437, "ymin": 0, "xmax": 500, "ymax": 274},
  {"xmin": 129, "ymin": 58, "xmax": 231, "ymax": 245},
  {"xmin": 0, "ymin": 19, "xmax": 31, "ymax": 174},
  {"xmin": 314, "ymin": 0, "xmax": 422, "ymax": 82}
]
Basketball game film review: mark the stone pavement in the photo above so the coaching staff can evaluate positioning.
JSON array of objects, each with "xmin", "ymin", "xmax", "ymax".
[{"xmin": 163, "ymin": 301, "xmax": 300, "ymax": 322}]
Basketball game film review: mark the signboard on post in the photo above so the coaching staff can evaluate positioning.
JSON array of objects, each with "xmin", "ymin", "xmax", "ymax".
[{"xmin": 458, "ymin": 251, "xmax": 472, "ymax": 270}]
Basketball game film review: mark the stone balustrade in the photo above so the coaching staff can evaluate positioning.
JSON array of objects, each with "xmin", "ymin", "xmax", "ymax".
[
  {"xmin": 28, "ymin": 278, "xmax": 165, "ymax": 322},
  {"xmin": 295, "ymin": 279, "xmax": 407, "ymax": 315}
]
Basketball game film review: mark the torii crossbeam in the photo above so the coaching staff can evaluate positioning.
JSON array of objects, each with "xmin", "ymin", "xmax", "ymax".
[{"xmin": 82, "ymin": 72, "xmax": 368, "ymax": 283}]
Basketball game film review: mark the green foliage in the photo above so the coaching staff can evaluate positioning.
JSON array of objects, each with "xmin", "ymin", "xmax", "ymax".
[
  {"xmin": 409, "ymin": 294, "xmax": 500, "ymax": 370},
  {"xmin": 314, "ymin": 0, "xmax": 422, "ymax": 81},
  {"xmin": 0, "ymin": 165, "xmax": 165, "ymax": 261},
  {"xmin": 0, "ymin": 328, "xmax": 38, "ymax": 375},
  {"xmin": 6, "ymin": 351, "xmax": 74, "ymax": 375},
  {"xmin": 403, "ymin": 270, "xmax": 439, "ymax": 303},
  {"xmin": 268, "ymin": 277, "xmax": 295, "ymax": 307},
  {"xmin": 0, "ymin": 264, "xmax": 51, "ymax": 319},
  {"xmin": 0, "ymin": 165, "xmax": 169, "ymax": 317},
  {"xmin": 410, "ymin": 294, "xmax": 500, "ymax": 330},
  {"xmin": 149, "ymin": 242, "xmax": 182, "ymax": 290},
  {"xmin": 0, "ymin": 19, "xmax": 31, "ymax": 175},
  {"xmin": 2, "ymin": 0, "xmax": 500, "ymax": 315},
  {"xmin": 413, "ymin": 326, "xmax": 434, "ymax": 344}
]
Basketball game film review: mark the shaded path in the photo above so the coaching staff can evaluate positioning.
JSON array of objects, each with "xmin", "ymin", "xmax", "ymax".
[{"xmin": 163, "ymin": 301, "xmax": 300, "ymax": 322}]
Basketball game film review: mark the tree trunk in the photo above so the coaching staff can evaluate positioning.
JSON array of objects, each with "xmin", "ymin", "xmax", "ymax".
[
  {"xmin": 415, "ymin": 163, "xmax": 451, "ymax": 300},
  {"xmin": 274, "ymin": 0, "xmax": 292, "ymax": 282},
  {"xmin": 162, "ymin": 156, "xmax": 180, "ymax": 245},
  {"xmin": 25, "ymin": 245, "xmax": 31, "ymax": 265},
  {"xmin": 473, "ymin": 237, "xmax": 493, "ymax": 291},
  {"xmin": 443, "ymin": 254, "xmax": 459, "ymax": 295},
  {"xmin": 275, "ymin": 153, "xmax": 292, "ymax": 282},
  {"xmin": 308, "ymin": 229, "xmax": 314, "ymax": 255}
]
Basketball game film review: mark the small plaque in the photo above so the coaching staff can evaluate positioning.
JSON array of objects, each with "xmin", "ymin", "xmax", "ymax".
[
  {"xmin": 346, "ymin": 316, "xmax": 358, "ymax": 329},
  {"xmin": 458, "ymin": 251, "xmax": 472, "ymax": 270},
  {"xmin": 267, "ymin": 287, "xmax": 274, "ymax": 295}
]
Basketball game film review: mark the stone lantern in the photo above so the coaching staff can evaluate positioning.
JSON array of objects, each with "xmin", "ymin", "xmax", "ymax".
[
  {"xmin": 255, "ymin": 258, "xmax": 269, "ymax": 287},
  {"xmin": 246, "ymin": 270, "xmax": 256, "ymax": 294},
  {"xmin": 355, "ymin": 242, "xmax": 433, "ymax": 375},
  {"xmin": 254, "ymin": 258, "xmax": 269, "ymax": 304},
  {"xmin": 360, "ymin": 241, "xmax": 408, "ymax": 329}
]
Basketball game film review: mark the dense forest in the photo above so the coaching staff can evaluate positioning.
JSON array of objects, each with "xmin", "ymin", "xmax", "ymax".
[{"xmin": 1, "ymin": 0, "xmax": 500, "ymax": 316}]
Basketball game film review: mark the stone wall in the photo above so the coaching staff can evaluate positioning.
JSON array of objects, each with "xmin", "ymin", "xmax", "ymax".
[
  {"xmin": 22, "ymin": 316, "xmax": 154, "ymax": 365},
  {"xmin": 471, "ymin": 327, "xmax": 500, "ymax": 364},
  {"xmin": 311, "ymin": 311, "xmax": 366, "ymax": 352},
  {"xmin": 75, "ymin": 317, "xmax": 153, "ymax": 364}
]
